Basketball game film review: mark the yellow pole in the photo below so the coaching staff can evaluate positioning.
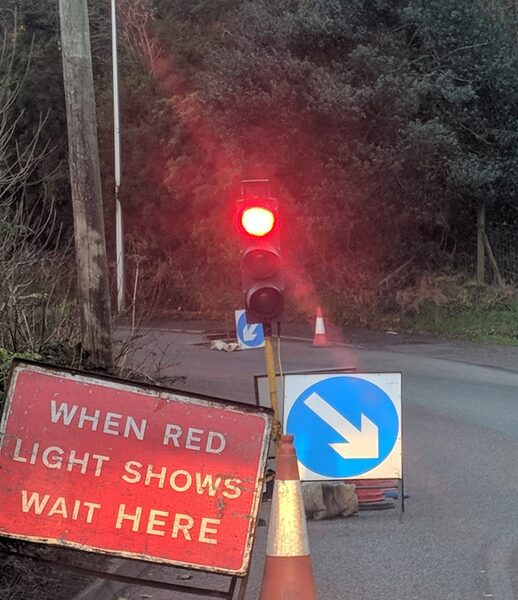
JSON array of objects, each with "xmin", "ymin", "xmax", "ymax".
[{"xmin": 264, "ymin": 329, "xmax": 281, "ymax": 446}]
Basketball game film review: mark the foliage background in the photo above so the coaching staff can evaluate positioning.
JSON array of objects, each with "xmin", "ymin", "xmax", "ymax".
[
  {"xmin": 3, "ymin": 0, "xmax": 518, "ymax": 327},
  {"xmin": 2, "ymin": 3, "xmax": 518, "ymax": 597},
  {"xmin": 110, "ymin": 0, "xmax": 518, "ymax": 322},
  {"xmin": 1, "ymin": 1, "xmax": 518, "ymax": 327}
]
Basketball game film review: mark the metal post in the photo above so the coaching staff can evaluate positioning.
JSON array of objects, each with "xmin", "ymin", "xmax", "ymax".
[
  {"xmin": 111, "ymin": 0, "xmax": 125, "ymax": 312},
  {"xmin": 476, "ymin": 201, "xmax": 485, "ymax": 285},
  {"xmin": 263, "ymin": 323, "xmax": 281, "ymax": 445},
  {"xmin": 398, "ymin": 478, "xmax": 404, "ymax": 523}
]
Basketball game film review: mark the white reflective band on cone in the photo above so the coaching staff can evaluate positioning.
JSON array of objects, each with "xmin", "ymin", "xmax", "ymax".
[
  {"xmin": 315, "ymin": 318, "xmax": 325, "ymax": 335},
  {"xmin": 266, "ymin": 480, "xmax": 310, "ymax": 557}
]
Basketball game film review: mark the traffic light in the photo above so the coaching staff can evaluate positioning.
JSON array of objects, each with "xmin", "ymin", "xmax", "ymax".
[{"xmin": 236, "ymin": 180, "xmax": 284, "ymax": 324}]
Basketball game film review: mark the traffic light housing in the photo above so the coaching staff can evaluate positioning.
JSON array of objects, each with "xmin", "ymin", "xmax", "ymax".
[{"xmin": 236, "ymin": 181, "xmax": 284, "ymax": 324}]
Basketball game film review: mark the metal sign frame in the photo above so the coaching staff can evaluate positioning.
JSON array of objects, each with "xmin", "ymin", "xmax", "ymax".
[
  {"xmin": 1, "ymin": 547, "xmax": 245, "ymax": 599},
  {"xmin": 254, "ymin": 367, "xmax": 405, "ymax": 520},
  {"xmin": 0, "ymin": 360, "xmax": 273, "ymax": 599}
]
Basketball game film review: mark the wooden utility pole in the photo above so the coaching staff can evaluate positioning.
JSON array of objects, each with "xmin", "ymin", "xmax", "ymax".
[{"xmin": 59, "ymin": 0, "xmax": 113, "ymax": 368}]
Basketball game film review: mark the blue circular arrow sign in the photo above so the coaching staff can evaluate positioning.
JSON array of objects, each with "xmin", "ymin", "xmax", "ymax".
[
  {"xmin": 286, "ymin": 376, "xmax": 399, "ymax": 478},
  {"xmin": 236, "ymin": 311, "xmax": 264, "ymax": 348}
]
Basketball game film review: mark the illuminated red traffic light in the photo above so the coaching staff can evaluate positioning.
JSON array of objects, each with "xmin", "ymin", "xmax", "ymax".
[
  {"xmin": 236, "ymin": 180, "xmax": 284, "ymax": 323},
  {"xmin": 240, "ymin": 206, "xmax": 275, "ymax": 237}
]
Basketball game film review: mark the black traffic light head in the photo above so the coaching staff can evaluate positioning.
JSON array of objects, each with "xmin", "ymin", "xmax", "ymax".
[{"xmin": 236, "ymin": 181, "xmax": 284, "ymax": 324}]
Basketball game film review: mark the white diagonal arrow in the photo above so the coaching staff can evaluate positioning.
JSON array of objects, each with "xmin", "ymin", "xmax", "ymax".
[
  {"xmin": 243, "ymin": 323, "xmax": 259, "ymax": 342},
  {"xmin": 304, "ymin": 392, "xmax": 379, "ymax": 459}
]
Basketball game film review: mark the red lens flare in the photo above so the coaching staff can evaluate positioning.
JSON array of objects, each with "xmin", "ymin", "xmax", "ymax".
[{"xmin": 240, "ymin": 206, "xmax": 275, "ymax": 237}]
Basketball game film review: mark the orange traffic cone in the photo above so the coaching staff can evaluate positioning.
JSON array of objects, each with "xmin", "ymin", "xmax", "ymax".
[
  {"xmin": 312, "ymin": 307, "xmax": 330, "ymax": 347},
  {"xmin": 349, "ymin": 479, "xmax": 396, "ymax": 510},
  {"xmin": 259, "ymin": 435, "xmax": 318, "ymax": 600}
]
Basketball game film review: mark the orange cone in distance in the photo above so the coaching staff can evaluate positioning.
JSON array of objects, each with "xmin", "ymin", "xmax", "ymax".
[
  {"xmin": 259, "ymin": 435, "xmax": 318, "ymax": 600},
  {"xmin": 312, "ymin": 307, "xmax": 330, "ymax": 347}
]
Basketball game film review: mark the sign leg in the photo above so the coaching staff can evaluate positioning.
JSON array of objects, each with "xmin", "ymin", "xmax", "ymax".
[
  {"xmin": 236, "ymin": 573, "xmax": 249, "ymax": 600},
  {"xmin": 398, "ymin": 478, "xmax": 404, "ymax": 523}
]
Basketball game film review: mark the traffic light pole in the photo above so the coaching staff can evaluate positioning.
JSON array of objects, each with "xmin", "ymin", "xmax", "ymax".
[
  {"xmin": 235, "ymin": 179, "xmax": 284, "ymax": 442},
  {"xmin": 263, "ymin": 323, "xmax": 281, "ymax": 445}
]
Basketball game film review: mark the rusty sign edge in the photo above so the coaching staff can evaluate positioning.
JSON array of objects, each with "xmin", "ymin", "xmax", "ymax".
[
  {"xmin": 0, "ymin": 528, "xmax": 253, "ymax": 576},
  {"xmin": 0, "ymin": 361, "xmax": 273, "ymax": 576},
  {"xmin": 0, "ymin": 364, "xmax": 22, "ymax": 448},
  {"xmin": 8, "ymin": 359, "xmax": 273, "ymax": 417}
]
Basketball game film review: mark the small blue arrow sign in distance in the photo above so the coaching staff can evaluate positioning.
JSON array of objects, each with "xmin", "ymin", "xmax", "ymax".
[
  {"xmin": 235, "ymin": 310, "xmax": 265, "ymax": 349},
  {"xmin": 286, "ymin": 375, "xmax": 400, "ymax": 479}
]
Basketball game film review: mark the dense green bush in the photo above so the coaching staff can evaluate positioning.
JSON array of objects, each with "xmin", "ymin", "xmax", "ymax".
[
  {"xmin": 3, "ymin": 1, "xmax": 518, "ymax": 320},
  {"xmin": 99, "ymin": 0, "xmax": 518, "ymax": 316}
]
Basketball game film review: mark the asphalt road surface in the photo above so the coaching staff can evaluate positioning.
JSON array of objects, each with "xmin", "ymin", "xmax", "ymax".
[{"xmin": 74, "ymin": 323, "xmax": 518, "ymax": 600}]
